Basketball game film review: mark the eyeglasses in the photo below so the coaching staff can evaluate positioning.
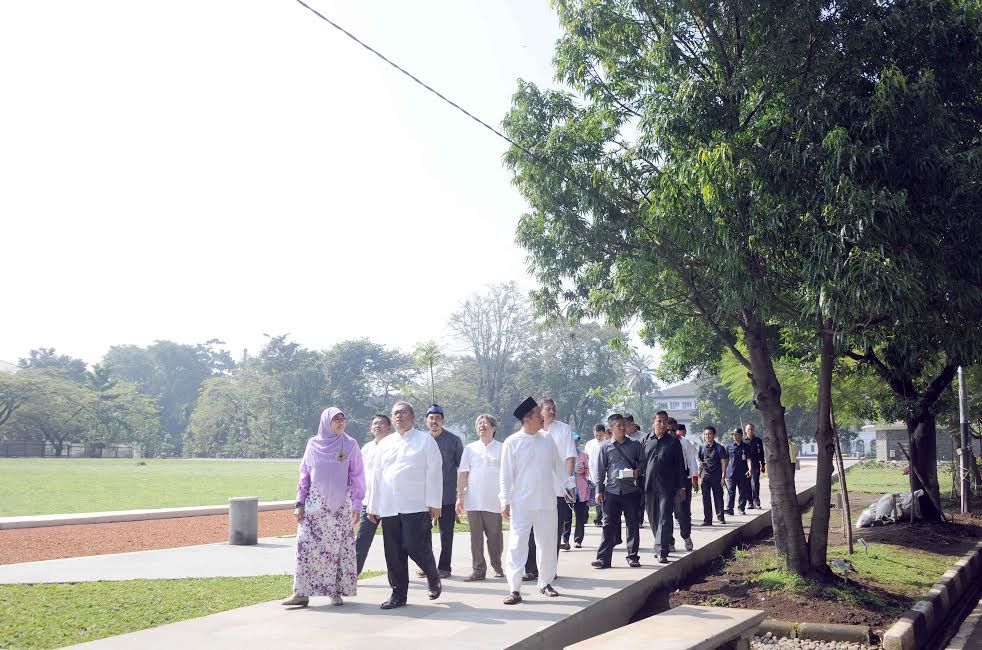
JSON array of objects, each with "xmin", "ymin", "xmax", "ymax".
[{"xmin": 392, "ymin": 410, "xmax": 411, "ymax": 417}]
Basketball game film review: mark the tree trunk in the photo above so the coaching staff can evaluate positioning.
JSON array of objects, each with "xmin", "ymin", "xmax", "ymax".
[
  {"xmin": 743, "ymin": 311, "xmax": 811, "ymax": 575},
  {"xmin": 808, "ymin": 327, "xmax": 836, "ymax": 573},
  {"xmin": 908, "ymin": 411, "xmax": 944, "ymax": 520}
]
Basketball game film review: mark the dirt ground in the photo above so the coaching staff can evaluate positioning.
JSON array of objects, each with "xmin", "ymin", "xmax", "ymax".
[
  {"xmin": 0, "ymin": 510, "xmax": 299, "ymax": 565},
  {"xmin": 668, "ymin": 491, "xmax": 982, "ymax": 640}
]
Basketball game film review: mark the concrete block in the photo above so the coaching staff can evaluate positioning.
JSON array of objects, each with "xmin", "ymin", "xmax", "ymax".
[
  {"xmin": 798, "ymin": 622, "xmax": 871, "ymax": 644},
  {"xmin": 926, "ymin": 584, "xmax": 952, "ymax": 613},
  {"xmin": 910, "ymin": 599, "xmax": 936, "ymax": 636},
  {"xmin": 228, "ymin": 496, "xmax": 258, "ymax": 546},
  {"xmin": 882, "ymin": 608, "xmax": 925, "ymax": 650},
  {"xmin": 756, "ymin": 619, "xmax": 795, "ymax": 638},
  {"xmin": 939, "ymin": 568, "xmax": 965, "ymax": 599}
]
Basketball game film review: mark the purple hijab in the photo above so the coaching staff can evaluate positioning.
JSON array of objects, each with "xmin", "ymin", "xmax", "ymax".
[{"xmin": 295, "ymin": 407, "xmax": 366, "ymax": 512}]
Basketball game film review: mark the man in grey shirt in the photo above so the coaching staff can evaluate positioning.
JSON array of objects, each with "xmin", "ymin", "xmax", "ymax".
[{"xmin": 591, "ymin": 413, "xmax": 644, "ymax": 569}]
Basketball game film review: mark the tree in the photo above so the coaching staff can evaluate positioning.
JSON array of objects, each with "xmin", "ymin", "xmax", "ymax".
[
  {"xmin": 18, "ymin": 348, "xmax": 88, "ymax": 383},
  {"xmin": 412, "ymin": 341, "xmax": 443, "ymax": 405},
  {"xmin": 625, "ymin": 350, "xmax": 657, "ymax": 423},
  {"xmin": 448, "ymin": 282, "xmax": 534, "ymax": 418},
  {"xmin": 0, "ymin": 371, "xmax": 95, "ymax": 456}
]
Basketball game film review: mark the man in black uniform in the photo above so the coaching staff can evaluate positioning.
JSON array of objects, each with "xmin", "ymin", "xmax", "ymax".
[
  {"xmin": 698, "ymin": 426, "xmax": 728, "ymax": 525},
  {"xmin": 422, "ymin": 404, "xmax": 463, "ymax": 578},
  {"xmin": 725, "ymin": 428, "xmax": 751, "ymax": 516},
  {"xmin": 642, "ymin": 411, "xmax": 687, "ymax": 564},
  {"xmin": 744, "ymin": 423, "xmax": 765, "ymax": 509},
  {"xmin": 591, "ymin": 414, "xmax": 643, "ymax": 569}
]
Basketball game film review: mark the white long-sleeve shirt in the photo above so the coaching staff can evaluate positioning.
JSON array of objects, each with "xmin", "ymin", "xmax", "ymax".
[
  {"xmin": 500, "ymin": 430, "xmax": 571, "ymax": 512},
  {"xmin": 361, "ymin": 436, "xmax": 387, "ymax": 507},
  {"xmin": 366, "ymin": 427, "xmax": 442, "ymax": 517},
  {"xmin": 541, "ymin": 419, "xmax": 576, "ymax": 497},
  {"xmin": 459, "ymin": 439, "xmax": 503, "ymax": 513},
  {"xmin": 679, "ymin": 435, "xmax": 700, "ymax": 479},
  {"xmin": 583, "ymin": 437, "xmax": 605, "ymax": 483}
]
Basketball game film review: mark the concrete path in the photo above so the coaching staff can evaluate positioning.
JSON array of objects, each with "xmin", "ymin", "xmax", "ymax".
[{"xmin": 55, "ymin": 463, "xmax": 821, "ymax": 650}]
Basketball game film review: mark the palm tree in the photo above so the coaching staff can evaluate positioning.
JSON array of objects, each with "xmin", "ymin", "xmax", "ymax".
[
  {"xmin": 412, "ymin": 341, "xmax": 442, "ymax": 404},
  {"xmin": 626, "ymin": 351, "xmax": 656, "ymax": 421}
]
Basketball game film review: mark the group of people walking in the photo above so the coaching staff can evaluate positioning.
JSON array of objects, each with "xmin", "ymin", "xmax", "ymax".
[{"xmin": 280, "ymin": 398, "xmax": 770, "ymax": 609}]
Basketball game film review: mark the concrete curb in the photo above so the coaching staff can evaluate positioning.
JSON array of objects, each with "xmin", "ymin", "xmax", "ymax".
[
  {"xmin": 882, "ymin": 539, "xmax": 982, "ymax": 650},
  {"xmin": 0, "ymin": 501, "xmax": 294, "ymax": 530}
]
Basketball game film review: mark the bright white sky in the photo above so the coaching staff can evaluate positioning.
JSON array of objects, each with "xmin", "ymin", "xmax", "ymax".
[{"xmin": 0, "ymin": 0, "xmax": 581, "ymax": 365}]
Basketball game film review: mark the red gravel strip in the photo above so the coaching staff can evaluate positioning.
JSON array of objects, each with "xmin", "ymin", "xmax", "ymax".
[{"xmin": 0, "ymin": 510, "xmax": 299, "ymax": 565}]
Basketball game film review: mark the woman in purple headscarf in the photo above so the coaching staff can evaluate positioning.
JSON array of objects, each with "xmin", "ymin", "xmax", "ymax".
[{"xmin": 281, "ymin": 407, "xmax": 365, "ymax": 607}]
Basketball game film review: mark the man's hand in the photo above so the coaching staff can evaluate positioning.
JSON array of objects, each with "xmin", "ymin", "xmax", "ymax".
[
  {"xmin": 429, "ymin": 506, "xmax": 442, "ymax": 521},
  {"xmin": 596, "ymin": 491, "xmax": 605, "ymax": 506},
  {"xmin": 293, "ymin": 506, "xmax": 304, "ymax": 524},
  {"xmin": 745, "ymin": 470, "xmax": 751, "ymax": 478},
  {"xmin": 367, "ymin": 513, "xmax": 380, "ymax": 524},
  {"xmin": 501, "ymin": 505, "xmax": 510, "ymax": 520},
  {"xmin": 692, "ymin": 476, "xmax": 700, "ymax": 492},
  {"xmin": 351, "ymin": 509, "xmax": 360, "ymax": 528},
  {"xmin": 455, "ymin": 497, "xmax": 465, "ymax": 516}
]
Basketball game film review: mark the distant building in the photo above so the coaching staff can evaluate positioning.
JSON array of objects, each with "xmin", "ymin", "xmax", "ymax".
[
  {"xmin": 0, "ymin": 359, "xmax": 17, "ymax": 374},
  {"xmin": 864, "ymin": 421, "xmax": 955, "ymax": 462},
  {"xmin": 652, "ymin": 382, "xmax": 698, "ymax": 442}
]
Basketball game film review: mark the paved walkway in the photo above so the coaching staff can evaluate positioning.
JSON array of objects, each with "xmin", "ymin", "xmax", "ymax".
[{"xmin": 49, "ymin": 463, "xmax": 821, "ymax": 650}]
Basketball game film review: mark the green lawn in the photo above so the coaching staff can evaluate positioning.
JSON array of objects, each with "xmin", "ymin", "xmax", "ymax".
[
  {"xmin": 0, "ymin": 571, "xmax": 384, "ymax": 649},
  {"xmin": 836, "ymin": 461, "xmax": 954, "ymax": 495},
  {"xmin": 0, "ymin": 459, "xmax": 299, "ymax": 516}
]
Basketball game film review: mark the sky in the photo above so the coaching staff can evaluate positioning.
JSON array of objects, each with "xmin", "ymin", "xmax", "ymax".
[{"xmin": 0, "ymin": 0, "xmax": 580, "ymax": 365}]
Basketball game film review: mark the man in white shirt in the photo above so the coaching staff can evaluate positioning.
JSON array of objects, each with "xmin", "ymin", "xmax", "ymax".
[
  {"xmin": 455, "ymin": 414, "xmax": 504, "ymax": 582},
  {"xmin": 356, "ymin": 413, "xmax": 392, "ymax": 574},
  {"xmin": 670, "ymin": 420, "xmax": 700, "ymax": 552},
  {"xmin": 366, "ymin": 401, "xmax": 443, "ymax": 609},
  {"xmin": 532, "ymin": 397, "xmax": 576, "ymax": 562},
  {"xmin": 500, "ymin": 397, "xmax": 574, "ymax": 605},
  {"xmin": 584, "ymin": 423, "xmax": 608, "ymax": 527}
]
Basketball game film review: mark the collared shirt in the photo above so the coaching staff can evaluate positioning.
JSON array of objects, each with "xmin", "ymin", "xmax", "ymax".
[
  {"xmin": 598, "ymin": 437, "xmax": 644, "ymax": 495},
  {"xmin": 642, "ymin": 432, "xmax": 687, "ymax": 493},
  {"xmin": 361, "ymin": 436, "xmax": 387, "ymax": 507},
  {"xmin": 500, "ymin": 430, "xmax": 571, "ymax": 511},
  {"xmin": 459, "ymin": 438, "xmax": 502, "ymax": 513},
  {"xmin": 678, "ymin": 436, "xmax": 700, "ymax": 479},
  {"xmin": 432, "ymin": 429, "xmax": 464, "ymax": 505},
  {"xmin": 726, "ymin": 441, "xmax": 751, "ymax": 478},
  {"xmin": 627, "ymin": 430, "xmax": 645, "ymax": 444},
  {"xmin": 584, "ymin": 437, "xmax": 606, "ymax": 483},
  {"xmin": 747, "ymin": 435, "xmax": 766, "ymax": 469},
  {"xmin": 698, "ymin": 441, "xmax": 728, "ymax": 480},
  {"xmin": 366, "ymin": 427, "xmax": 443, "ymax": 517},
  {"xmin": 541, "ymin": 419, "xmax": 576, "ymax": 497}
]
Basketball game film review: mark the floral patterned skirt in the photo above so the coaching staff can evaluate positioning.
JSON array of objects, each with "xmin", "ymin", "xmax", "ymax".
[{"xmin": 292, "ymin": 488, "xmax": 357, "ymax": 597}]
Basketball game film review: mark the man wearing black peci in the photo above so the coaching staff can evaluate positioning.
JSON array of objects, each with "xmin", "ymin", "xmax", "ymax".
[{"xmin": 642, "ymin": 411, "xmax": 687, "ymax": 564}]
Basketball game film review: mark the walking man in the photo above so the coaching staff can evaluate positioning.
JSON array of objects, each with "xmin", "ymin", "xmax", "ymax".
[
  {"xmin": 421, "ymin": 404, "xmax": 463, "ymax": 578},
  {"xmin": 366, "ymin": 402, "xmax": 442, "ymax": 609},
  {"xmin": 698, "ymin": 426, "xmax": 727, "ymax": 525},
  {"xmin": 355, "ymin": 413, "xmax": 391, "ymax": 574},
  {"xmin": 643, "ymin": 411, "xmax": 687, "ymax": 564},
  {"xmin": 744, "ymin": 423, "xmax": 765, "ymax": 509},
  {"xmin": 500, "ymin": 397, "xmax": 574, "ymax": 605},
  {"xmin": 456, "ymin": 414, "xmax": 504, "ymax": 581},
  {"xmin": 591, "ymin": 414, "xmax": 643, "ymax": 569},
  {"xmin": 725, "ymin": 428, "xmax": 752, "ymax": 516},
  {"xmin": 670, "ymin": 420, "xmax": 699, "ymax": 552},
  {"xmin": 584, "ymin": 423, "xmax": 607, "ymax": 527}
]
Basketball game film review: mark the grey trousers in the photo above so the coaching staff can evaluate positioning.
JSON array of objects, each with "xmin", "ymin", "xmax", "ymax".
[{"xmin": 467, "ymin": 510, "xmax": 503, "ymax": 575}]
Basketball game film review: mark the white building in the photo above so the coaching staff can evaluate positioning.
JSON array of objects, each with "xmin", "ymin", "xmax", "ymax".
[
  {"xmin": 652, "ymin": 382, "xmax": 699, "ymax": 443},
  {"xmin": 0, "ymin": 360, "xmax": 17, "ymax": 374}
]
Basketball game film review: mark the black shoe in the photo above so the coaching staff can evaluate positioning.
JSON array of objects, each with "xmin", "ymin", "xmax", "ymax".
[
  {"xmin": 718, "ymin": 517, "xmax": 726, "ymax": 524},
  {"xmin": 739, "ymin": 508, "xmax": 746, "ymax": 515},
  {"xmin": 428, "ymin": 580, "xmax": 442, "ymax": 600},
  {"xmin": 591, "ymin": 560, "xmax": 610, "ymax": 569},
  {"xmin": 574, "ymin": 542, "xmax": 582, "ymax": 548},
  {"xmin": 380, "ymin": 598, "xmax": 407, "ymax": 610},
  {"xmin": 755, "ymin": 501, "xmax": 762, "ymax": 508},
  {"xmin": 724, "ymin": 509, "xmax": 734, "ymax": 516},
  {"xmin": 522, "ymin": 572, "xmax": 538, "ymax": 582},
  {"xmin": 438, "ymin": 569, "xmax": 451, "ymax": 579},
  {"xmin": 560, "ymin": 542, "xmax": 571, "ymax": 551},
  {"xmin": 702, "ymin": 520, "xmax": 712, "ymax": 526},
  {"xmin": 658, "ymin": 556, "xmax": 669, "ymax": 564},
  {"xmin": 628, "ymin": 558, "xmax": 641, "ymax": 568},
  {"xmin": 504, "ymin": 591, "xmax": 522, "ymax": 605},
  {"xmin": 540, "ymin": 584, "xmax": 559, "ymax": 597}
]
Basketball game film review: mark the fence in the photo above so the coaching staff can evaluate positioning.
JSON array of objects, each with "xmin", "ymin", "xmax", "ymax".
[{"xmin": 0, "ymin": 441, "xmax": 136, "ymax": 458}]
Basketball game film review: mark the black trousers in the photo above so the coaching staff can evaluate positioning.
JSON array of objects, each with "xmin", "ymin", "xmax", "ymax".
[
  {"xmin": 701, "ymin": 475, "xmax": 725, "ymax": 521},
  {"xmin": 564, "ymin": 500, "xmax": 588, "ymax": 545},
  {"xmin": 589, "ymin": 481, "xmax": 603, "ymax": 525},
  {"xmin": 436, "ymin": 503, "xmax": 455, "ymax": 572},
  {"xmin": 526, "ymin": 497, "xmax": 569, "ymax": 575},
  {"xmin": 355, "ymin": 506, "xmax": 378, "ymax": 575},
  {"xmin": 381, "ymin": 512, "xmax": 439, "ymax": 601},
  {"xmin": 671, "ymin": 482, "xmax": 692, "ymax": 544},
  {"xmin": 597, "ymin": 491, "xmax": 641, "ymax": 564},
  {"xmin": 749, "ymin": 463, "xmax": 762, "ymax": 506},
  {"xmin": 727, "ymin": 474, "xmax": 750, "ymax": 511},
  {"xmin": 646, "ymin": 487, "xmax": 675, "ymax": 558}
]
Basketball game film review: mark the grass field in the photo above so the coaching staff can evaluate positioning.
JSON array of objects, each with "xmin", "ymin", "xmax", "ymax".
[
  {"xmin": 836, "ymin": 461, "xmax": 954, "ymax": 495},
  {"xmin": 0, "ymin": 571, "xmax": 385, "ymax": 649},
  {"xmin": 0, "ymin": 459, "xmax": 299, "ymax": 516}
]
